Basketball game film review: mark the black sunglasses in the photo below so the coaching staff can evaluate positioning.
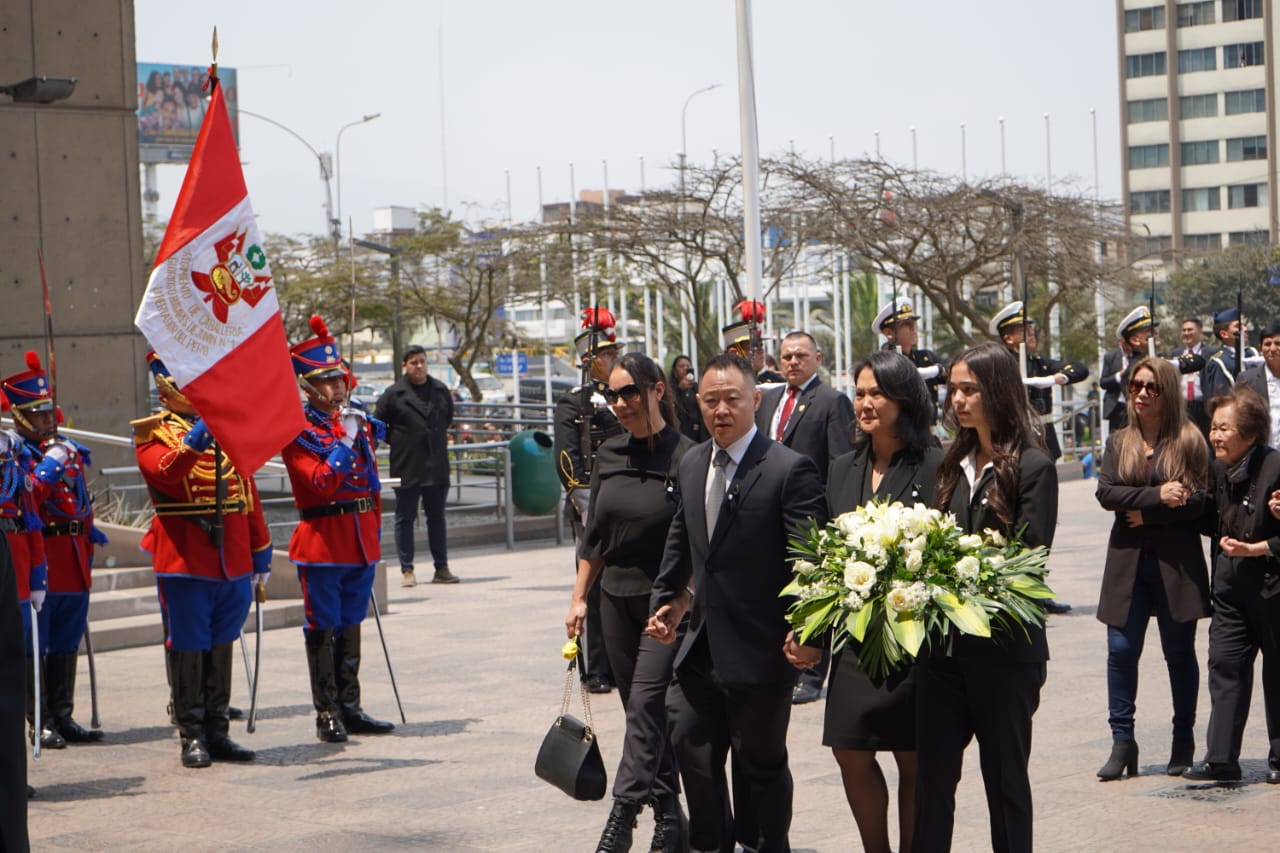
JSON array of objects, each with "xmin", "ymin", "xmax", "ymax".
[
  {"xmin": 603, "ymin": 384, "xmax": 644, "ymax": 404},
  {"xmin": 1128, "ymin": 380, "xmax": 1161, "ymax": 398}
]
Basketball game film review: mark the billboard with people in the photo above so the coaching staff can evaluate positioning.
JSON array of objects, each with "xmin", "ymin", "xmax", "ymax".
[{"xmin": 137, "ymin": 62, "xmax": 239, "ymax": 163}]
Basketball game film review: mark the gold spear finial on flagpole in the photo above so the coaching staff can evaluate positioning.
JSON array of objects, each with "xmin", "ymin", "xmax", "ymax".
[{"xmin": 211, "ymin": 27, "xmax": 219, "ymax": 79}]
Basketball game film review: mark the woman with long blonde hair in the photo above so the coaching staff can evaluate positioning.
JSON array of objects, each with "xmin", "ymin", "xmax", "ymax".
[{"xmin": 1094, "ymin": 356, "xmax": 1211, "ymax": 780}]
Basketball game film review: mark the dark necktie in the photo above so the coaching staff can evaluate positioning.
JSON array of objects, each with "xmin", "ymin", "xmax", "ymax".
[
  {"xmin": 776, "ymin": 386, "xmax": 799, "ymax": 440},
  {"xmin": 706, "ymin": 449, "xmax": 730, "ymax": 541}
]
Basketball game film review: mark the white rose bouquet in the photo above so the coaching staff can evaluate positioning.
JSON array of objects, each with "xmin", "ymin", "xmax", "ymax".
[{"xmin": 782, "ymin": 500, "xmax": 1055, "ymax": 679}]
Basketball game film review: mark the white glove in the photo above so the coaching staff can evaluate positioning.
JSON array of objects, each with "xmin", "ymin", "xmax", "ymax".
[
  {"xmin": 339, "ymin": 407, "xmax": 366, "ymax": 438},
  {"xmin": 570, "ymin": 488, "xmax": 590, "ymax": 521},
  {"xmin": 1023, "ymin": 375, "xmax": 1058, "ymax": 389},
  {"xmin": 916, "ymin": 365, "xmax": 941, "ymax": 380},
  {"xmin": 44, "ymin": 440, "xmax": 75, "ymax": 465},
  {"xmin": 1243, "ymin": 355, "xmax": 1266, "ymax": 369},
  {"xmin": 254, "ymin": 571, "xmax": 271, "ymax": 592},
  {"xmin": 30, "ymin": 589, "xmax": 46, "ymax": 612}
]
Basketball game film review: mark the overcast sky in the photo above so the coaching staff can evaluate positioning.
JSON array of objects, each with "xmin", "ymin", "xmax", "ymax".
[{"xmin": 135, "ymin": 0, "xmax": 1123, "ymax": 238}]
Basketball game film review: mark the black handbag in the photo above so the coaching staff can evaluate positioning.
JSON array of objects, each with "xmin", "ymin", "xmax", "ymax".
[{"xmin": 534, "ymin": 658, "xmax": 607, "ymax": 801}]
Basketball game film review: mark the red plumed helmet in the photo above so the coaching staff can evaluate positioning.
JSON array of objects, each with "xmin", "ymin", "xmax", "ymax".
[
  {"xmin": 580, "ymin": 307, "xmax": 616, "ymax": 332},
  {"xmin": 0, "ymin": 389, "xmax": 9, "ymax": 412},
  {"xmin": 309, "ymin": 315, "xmax": 330, "ymax": 339},
  {"xmin": 734, "ymin": 300, "xmax": 766, "ymax": 323},
  {"xmin": 25, "ymin": 351, "xmax": 42, "ymax": 371}
]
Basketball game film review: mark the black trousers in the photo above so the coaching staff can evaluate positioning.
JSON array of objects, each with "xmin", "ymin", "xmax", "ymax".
[
  {"xmin": 913, "ymin": 657, "xmax": 1045, "ymax": 853},
  {"xmin": 0, "ymin": 536, "xmax": 30, "ymax": 851},
  {"xmin": 667, "ymin": 637, "xmax": 795, "ymax": 853},
  {"xmin": 1204, "ymin": 558, "xmax": 1280, "ymax": 766},
  {"xmin": 568, "ymin": 510, "xmax": 610, "ymax": 683},
  {"xmin": 393, "ymin": 484, "xmax": 449, "ymax": 571},
  {"xmin": 599, "ymin": 589, "xmax": 681, "ymax": 801}
]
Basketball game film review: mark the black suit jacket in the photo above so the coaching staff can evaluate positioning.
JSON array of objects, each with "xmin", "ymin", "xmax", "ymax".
[
  {"xmin": 650, "ymin": 430, "xmax": 827, "ymax": 687},
  {"xmin": 373, "ymin": 375, "xmax": 454, "ymax": 488},
  {"xmin": 1206, "ymin": 446, "xmax": 1280, "ymax": 599},
  {"xmin": 827, "ymin": 445, "xmax": 944, "ymax": 517},
  {"xmin": 1236, "ymin": 363, "xmax": 1273, "ymax": 410},
  {"xmin": 1099, "ymin": 348, "xmax": 1134, "ymax": 422},
  {"xmin": 943, "ymin": 448, "xmax": 1057, "ymax": 662},
  {"xmin": 1094, "ymin": 432, "xmax": 1211, "ymax": 627},
  {"xmin": 755, "ymin": 376, "xmax": 854, "ymax": 486}
]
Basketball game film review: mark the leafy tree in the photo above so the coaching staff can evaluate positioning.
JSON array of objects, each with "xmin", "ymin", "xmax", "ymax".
[{"xmin": 1163, "ymin": 243, "xmax": 1280, "ymax": 337}]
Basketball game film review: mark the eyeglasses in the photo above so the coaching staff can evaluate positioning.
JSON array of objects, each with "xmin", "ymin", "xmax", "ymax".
[
  {"xmin": 1127, "ymin": 380, "xmax": 1160, "ymax": 398},
  {"xmin": 603, "ymin": 384, "xmax": 644, "ymax": 404}
]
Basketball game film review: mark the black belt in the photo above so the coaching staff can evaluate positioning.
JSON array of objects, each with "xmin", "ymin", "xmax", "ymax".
[
  {"xmin": 43, "ymin": 520, "xmax": 86, "ymax": 536},
  {"xmin": 299, "ymin": 497, "xmax": 376, "ymax": 520},
  {"xmin": 153, "ymin": 500, "xmax": 246, "ymax": 517},
  {"xmin": 0, "ymin": 517, "xmax": 18, "ymax": 533}
]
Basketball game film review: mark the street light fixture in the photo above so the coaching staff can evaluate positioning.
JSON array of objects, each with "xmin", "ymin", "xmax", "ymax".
[
  {"xmin": 0, "ymin": 75, "xmax": 77, "ymax": 103},
  {"xmin": 353, "ymin": 237, "xmax": 403, "ymax": 380},
  {"xmin": 238, "ymin": 109, "xmax": 335, "ymax": 241},
  {"xmin": 680, "ymin": 84, "xmax": 720, "ymax": 200},
  {"xmin": 336, "ymin": 113, "xmax": 382, "ymax": 230}
]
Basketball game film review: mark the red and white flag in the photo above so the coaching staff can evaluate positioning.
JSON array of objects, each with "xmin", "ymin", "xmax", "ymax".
[{"xmin": 135, "ymin": 75, "xmax": 305, "ymax": 473}]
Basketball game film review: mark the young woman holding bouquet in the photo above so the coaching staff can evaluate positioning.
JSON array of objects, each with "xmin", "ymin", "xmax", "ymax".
[
  {"xmin": 564, "ymin": 352, "xmax": 695, "ymax": 852},
  {"xmin": 1094, "ymin": 357, "xmax": 1210, "ymax": 780},
  {"xmin": 915, "ymin": 342, "xmax": 1057, "ymax": 853},
  {"xmin": 818, "ymin": 350, "xmax": 941, "ymax": 853}
]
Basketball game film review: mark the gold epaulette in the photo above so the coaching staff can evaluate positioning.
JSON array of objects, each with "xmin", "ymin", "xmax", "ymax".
[{"xmin": 130, "ymin": 414, "xmax": 167, "ymax": 445}]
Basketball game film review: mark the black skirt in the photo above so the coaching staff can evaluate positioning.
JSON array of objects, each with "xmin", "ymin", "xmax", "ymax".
[{"xmin": 821, "ymin": 645, "xmax": 918, "ymax": 751}]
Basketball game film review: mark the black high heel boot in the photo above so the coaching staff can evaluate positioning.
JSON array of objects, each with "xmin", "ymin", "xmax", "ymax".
[
  {"xmin": 596, "ymin": 797, "xmax": 641, "ymax": 852},
  {"xmin": 1097, "ymin": 739, "xmax": 1139, "ymax": 780},
  {"xmin": 1168, "ymin": 734, "xmax": 1194, "ymax": 776}
]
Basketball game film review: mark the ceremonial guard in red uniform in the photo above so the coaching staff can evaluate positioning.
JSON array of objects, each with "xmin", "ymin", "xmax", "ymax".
[
  {"xmin": 284, "ymin": 317, "xmax": 395, "ymax": 742},
  {"xmin": 132, "ymin": 353, "xmax": 271, "ymax": 768},
  {"xmin": 1, "ymin": 391, "xmax": 48, "ymax": 661},
  {"xmin": 3, "ymin": 352, "xmax": 104, "ymax": 749}
]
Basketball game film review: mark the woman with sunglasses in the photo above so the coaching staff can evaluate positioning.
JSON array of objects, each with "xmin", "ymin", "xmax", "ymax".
[
  {"xmin": 914, "ymin": 342, "xmax": 1056, "ymax": 853},
  {"xmin": 1094, "ymin": 357, "xmax": 1210, "ymax": 780},
  {"xmin": 816, "ymin": 350, "xmax": 941, "ymax": 853},
  {"xmin": 1182, "ymin": 386, "xmax": 1280, "ymax": 782},
  {"xmin": 565, "ymin": 352, "xmax": 695, "ymax": 852}
]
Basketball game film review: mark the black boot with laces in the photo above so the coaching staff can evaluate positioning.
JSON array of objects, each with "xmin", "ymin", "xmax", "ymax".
[{"xmin": 596, "ymin": 797, "xmax": 641, "ymax": 852}]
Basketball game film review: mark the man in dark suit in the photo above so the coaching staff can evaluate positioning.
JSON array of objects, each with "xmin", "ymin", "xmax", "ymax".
[
  {"xmin": 375, "ymin": 345, "xmax": 457, "ymax": 587},
  {"xmin": 1169, "ymin": 317, "xmax": 1218, "ymax": 437},
  {"xmin": 1235, "ymin": 322, "xmax": 1280, "ymax": 449},
  {"xmin": 1099, "ymin": 307, "xmax": 1204, "ymax": 434},
  {"xmin": 648, "ymin": 353, "xmax": 826, "ymax": 853},
  {"xmin": 755, "ymin": 330, "xmax": 853, "ymax": 703}
]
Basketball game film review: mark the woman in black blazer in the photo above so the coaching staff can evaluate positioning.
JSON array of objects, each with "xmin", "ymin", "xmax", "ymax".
[
  {"xmin": 914, "ymin": 342, "xmax": 1057, "ymax": 853},
  {"xmin": 1094, "ymin": 357, "xmax": 1210, "ymax": 780},
  {"xmin": 815, "ymin": 351, "xmax": 941, "ymax": 853},
  {"xmin": 1183, "ymin": 387, "xmax": 1280, "ymax": 782}
]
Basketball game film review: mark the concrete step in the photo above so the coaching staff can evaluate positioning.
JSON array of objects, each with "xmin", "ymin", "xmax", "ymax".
[
  {"xmin": 88, "ymin": 588, "xmax": 161, "ymax": 622},
  {"xmin": 86, "ymin": 599, "xmax": 308, "ymax": 653},
  {"xmin": 92, "ymin": 565, "xmax": 156, "ymax": 592}
]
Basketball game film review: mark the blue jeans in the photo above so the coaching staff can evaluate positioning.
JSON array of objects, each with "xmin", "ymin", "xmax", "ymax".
[
  {"xmin": 1106, "ymin": 555, "xmax": 1199, "ymax": 741},
  {"xmin": 393, "ymin": 485, "xmax": 449, "ymax": 572}
]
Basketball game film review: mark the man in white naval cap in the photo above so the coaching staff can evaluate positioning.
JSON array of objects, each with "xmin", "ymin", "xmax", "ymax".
[
  {"xmin": 1100, "ymin": 306, "xmax": 1205, "ymax": 433},
  {"xmin": 873, "ymin": 298, "xmax": 946, "ymax": 416}
]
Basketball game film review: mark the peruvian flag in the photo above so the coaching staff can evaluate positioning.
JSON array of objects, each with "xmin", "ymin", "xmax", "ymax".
[{"xmin": 135, "ymin": 75, "xmax": 306, "ymax": 473}]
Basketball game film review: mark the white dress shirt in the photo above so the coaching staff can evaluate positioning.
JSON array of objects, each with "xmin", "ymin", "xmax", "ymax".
[
  {"xmin": 706, "ymin": 425, "xmax": 758, "ymax": 506},
  {"xmin": 1267, "ymin": 366, "xmax": 1280, "ymax": 449},
  {"xmin": 769, "ymin": 374, "xmax": 817, "ymax": 438}
]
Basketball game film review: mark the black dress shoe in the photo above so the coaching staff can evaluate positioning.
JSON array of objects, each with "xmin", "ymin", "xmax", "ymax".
[
  {"xmin": 1182, "ymin": 761, "xmax": 1242, "ymax": 782},
  {"xmin": 1043, "ymin": 599, "xmax": 1072, "ymax": 615},
  {"xmin": 55, "ymin": 718, "xmax": 104, "ymax": 743},
  {"xmin": 316, "ymin": 710, "xmax": 349, "ymax": 743},
  {"xmin": 585, "ymin": 676, "xmax": 614, "ymax": 694},
  {"xmin": 27, "ymin": 785, "xmax": 36, "ymax": 799},
  {"xmin": 33, "ymin": 726, "xmax": 66, "ymax": 750},
  {"xmin": 343, "ymin": 709, "xmax": 395, "ymax": 735},
  {"xmin": 207, "ymin": 736, "xmax": 255, "ymax": 762},
  {"xmin": 792, "ymin": 682, "xmax": 822, "ymax": 705},
  {"xmin": 181, "ymin": 737, "xmax": 212, "ymax": 768},
  {"xmin": 1268, "ymin": 768, "xmax": 1280, "ymax": 784},
  {"xmin": 228, "ymin": 705, "xmax": 244, "ymax": 720}
]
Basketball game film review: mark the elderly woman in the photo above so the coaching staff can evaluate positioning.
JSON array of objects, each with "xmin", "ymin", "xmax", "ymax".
[
  {"xmin": 1183, "ymin": 387, "xmax": 1280, "ymax": 783},
  {"xmin": 565, "ymin": 352, "xmax": 695, "ymax": 851},
  {"xmin": 1095, "ymin": 357, "xmax": 1211, "ymax": 780}
]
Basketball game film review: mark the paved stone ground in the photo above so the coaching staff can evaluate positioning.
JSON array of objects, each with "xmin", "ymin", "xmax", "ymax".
[{"xmin": 24, "ymin": 478, "xmax": 1280, "ymax": 851}]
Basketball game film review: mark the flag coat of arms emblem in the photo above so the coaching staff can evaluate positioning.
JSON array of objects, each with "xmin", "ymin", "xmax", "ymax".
[{"xmin": 135, "ymin": 75, "xmax": 306, "ymax": 474}]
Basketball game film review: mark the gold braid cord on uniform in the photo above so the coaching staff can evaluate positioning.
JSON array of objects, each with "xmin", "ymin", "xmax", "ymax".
[
  {"xmin": 559, "ymin": 448, "xmax": 582, "ymax": 494},
  {"xmin": 131, "ymin": 411, "xmax": 254, "ymax": 513}
]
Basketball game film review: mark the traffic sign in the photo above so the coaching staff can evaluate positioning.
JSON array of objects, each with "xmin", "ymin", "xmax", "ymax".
[{"xmin": 495, "ymin": 352, "xmax": 529, "ymax": 376}]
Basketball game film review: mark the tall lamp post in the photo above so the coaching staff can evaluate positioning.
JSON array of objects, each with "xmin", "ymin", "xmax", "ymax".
[
  {"xmin": 354, "ymin": 238, "xmax": 403, "ymax": 380},
  {"xmin": 238, "ymin": 109, "xmax": 335, "ymax": 240},
  {"xmin": 679, "ymin": 83, "xmax": 719, "ymax": 359},
  {"xmin": 336, "ymin": 113, "xmax": 382, "ymax": 231}
]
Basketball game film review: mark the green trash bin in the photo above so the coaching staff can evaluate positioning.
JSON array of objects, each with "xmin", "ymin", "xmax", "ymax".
[{"xmin": 509, "ymin": 429, "xmax": 561, "ymax": 515}]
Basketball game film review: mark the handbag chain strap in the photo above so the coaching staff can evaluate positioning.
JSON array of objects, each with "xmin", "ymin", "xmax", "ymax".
[{"xmin": 560, "ymin": 658, "xmax": 595, "ymax": 738}]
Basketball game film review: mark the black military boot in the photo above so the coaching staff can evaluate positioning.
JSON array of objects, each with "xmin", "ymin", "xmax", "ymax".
[
  {"xmin": 171, "ymin": 649, "xmax": 211, "ymax": 768},
  {"xmin": 27, "ymin": 655, "xmax": 65, "ymax": 750},
  {"xmin": 47, "ymin": 652, "xmax": 103, "ymax": 743},
  {"xmin": 203, "ymin": 644, "xmax": 254, "ymax": 762},
  {"xmin": 648, "ymin": 793, "xmax": 689, "ymax": 853},
  {"xmin": 305, "ymin": 628, "xmax": 347, "ymax": 743},
  {"xmin": 596, "ymin": 797, "xmax": 641, "ymax": 852},
  {"xmin": 335, "ymin": 625, "xmax": 394, "ymax": 735}
]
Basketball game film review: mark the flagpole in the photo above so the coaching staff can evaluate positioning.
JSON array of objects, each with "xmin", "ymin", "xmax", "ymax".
[{"xmin": 735, "ymin": 0, "xmax": 764, "ymax": 312}]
